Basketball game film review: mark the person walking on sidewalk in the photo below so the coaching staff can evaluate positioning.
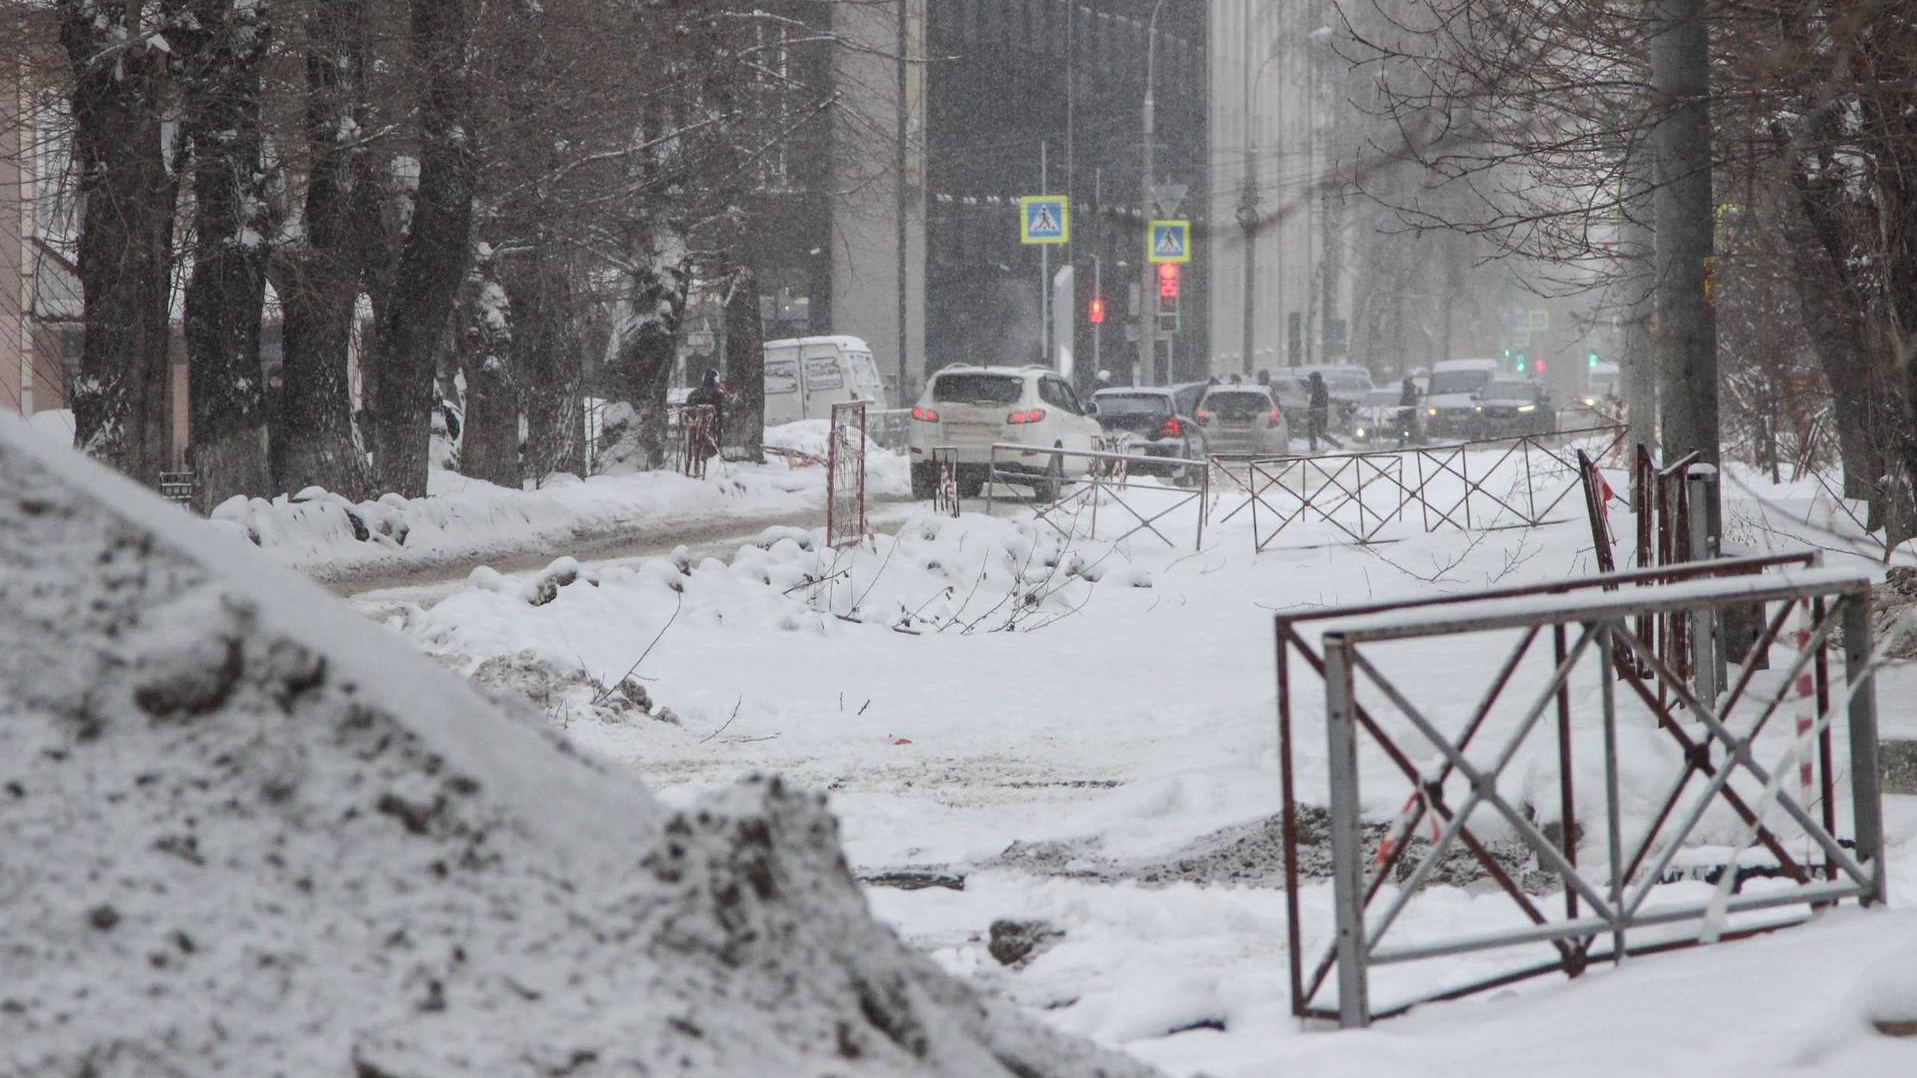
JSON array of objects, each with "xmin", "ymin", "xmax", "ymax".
[{"xmin": 1306, "ymin": 371, "xmax": 1331, "ymax": 453}]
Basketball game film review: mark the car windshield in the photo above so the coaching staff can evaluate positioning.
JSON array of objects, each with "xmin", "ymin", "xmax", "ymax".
[
  {"xmin": 1482, "ymin": 382, "xmax": 1538, "ymax": 401},
  {"xmin": 1363, "ymin": 388, "xmax": 1403, "ymax": 405},
  {"xmin": 1093, "ymin": 393, "xmax": 1171, "ymax": 417},
  {"xmin": 1202, "ymin": 391, "xmax": 1271, "ymax": 416},
  {"xmin": 1323, "ymin": 370, "xmax": 1373, "ymax": 391},
  {"xmin": 932, "ymin": 373, "xmax": 1023, "ymax": 405},
  {"xmin": 1428, "ymin": 369, "xmax": 1492, "ymax": 395},
  {"xmin": 1270, "ymin": 382, "xmax": 1307, "ymax": 405}
]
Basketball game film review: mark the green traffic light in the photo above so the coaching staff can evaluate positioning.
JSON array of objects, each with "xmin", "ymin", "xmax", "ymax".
[{"xmin": 1587, "ymin": 353, "xmax": 1600, "ymax": 367}]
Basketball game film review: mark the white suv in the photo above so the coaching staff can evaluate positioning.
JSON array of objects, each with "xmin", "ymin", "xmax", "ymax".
[{"xmin": 908, "ymin": 366, "xmax": 1103, "ymax": 501}]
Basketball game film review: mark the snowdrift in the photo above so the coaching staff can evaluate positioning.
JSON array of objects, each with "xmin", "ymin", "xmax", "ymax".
[
  {"xmin": 0, "ymin": 416, "xmax": 1152, "ymax": 1078},
  {"xmin": 208, "ymin": 422, "xmax": 909, "ymax": 582}
]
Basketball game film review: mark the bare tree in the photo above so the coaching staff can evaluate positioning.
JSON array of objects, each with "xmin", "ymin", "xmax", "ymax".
[{"xmin": 179, "ymin": 0, "xmax": 272, "ymax": 510}]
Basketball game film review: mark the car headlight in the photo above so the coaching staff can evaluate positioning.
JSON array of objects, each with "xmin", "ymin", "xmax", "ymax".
[
  {"xmin": 1354, "ymin": 427, "xmax": 1367, "ymax": 438},
  {"xmin": 1426, "ymin": 407, "xmax": 1438, "ymax": 416},
  {"xmin": 1518, "ymin": 404, "xmax": 1536, "ymax": 413}
]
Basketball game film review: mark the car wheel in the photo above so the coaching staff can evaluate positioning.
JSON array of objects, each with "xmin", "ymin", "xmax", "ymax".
[
  {"xmin": 910, "ymin": 461, "xmax": 935, "ymax": 500},
  {"xmin": 957, "ymin": 470, "xmax": 985, "ymax": 498}
]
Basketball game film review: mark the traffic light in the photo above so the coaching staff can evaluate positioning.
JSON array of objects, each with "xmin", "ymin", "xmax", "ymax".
[
  {"xmin": 1587, "ymin": 352, "xmax": 1600, "ymax": 368},
  {"xmin": 1157, "ymin": 262, "xmax": 1180, "ymax": 300},
  {"xmin": 1088, "ymin": 296, "xmax": 1106, "ymax": 325},
  {"xmin": 1533, "ymin": 358, "xmax": 1546, "ymax": 373},
  {"xmin": 1514, "ymin": 353, "xmax": 1526, "ymax": 372}
]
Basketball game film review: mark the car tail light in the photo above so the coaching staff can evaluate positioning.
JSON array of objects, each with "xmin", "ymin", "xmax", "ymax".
[
  {"xmin": 1161, "ymin": 416, "xmax": 1182, "ymax": 438},
  {"xmin": 1195, "ymin": 409, "xmax": 1209, "ymax": 424},
  {"xmin": 1267, "ymin": 409, "xmax": 1283, "ymax": 429},
  {"xmin": 911, "ymin": 406, "xmax": 939, "ymax": 422},
  {"xmin": 1007, "ymin": 408, "xmax": 1047, "ymax": 425}
]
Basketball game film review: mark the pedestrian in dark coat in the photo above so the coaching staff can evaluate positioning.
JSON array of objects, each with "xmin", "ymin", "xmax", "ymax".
[
  {"xmin": 1397, "ymin": 377, "xmax": 1419, "ymax": 447},
  {"xmin": 686, "ymin": 368, "xmax": 725, "ymax": 457},
  {"xmin": 1306, "ymin": 371, "xmax": 1331, "ymax": 452}
]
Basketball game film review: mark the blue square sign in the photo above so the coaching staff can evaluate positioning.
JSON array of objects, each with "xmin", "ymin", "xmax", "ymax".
[
  {"xmin": 1019, "ymin": 195, "xmax": 1070, "ymax": 245},
  {"xmin": 1149, "ymin": 220, "xmax": 1191, "ymax": 263}
]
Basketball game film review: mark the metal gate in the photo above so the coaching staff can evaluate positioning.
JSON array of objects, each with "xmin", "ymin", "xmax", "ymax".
[{"xmin": 826, "ymin": 402, "xmax": 867, "ymax": 550}]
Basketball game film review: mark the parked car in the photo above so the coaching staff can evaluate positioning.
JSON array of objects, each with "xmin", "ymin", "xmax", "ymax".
[
  {"xmin": 1422, "ymin": 358, "xmax": 1503, "ymax": 440},
  {"xmin": 1265, "ymin": 373, "xmax": 1311, "ymax": 428},
  {"xmin": 762, "ymin": 336, "xmax": 888, "ymax": 426},
  {"xmin": 1090, "ymin": 384, "xmax": 1208, "ymax": 483},
  {"xmin": 1195, "ymin": 385, "xmax": 1289, "ymax": 458},
  {"xmin": 1473, "ymin": 378, "xmax": 1558, "ymax": 438},
  {"xmin": 1351, "ymin": 387, "xmax": 1422, "ymax": 445},
  {"xmin": 907, "ymin": 366, "xmax": 1102, "ymax": 501}
]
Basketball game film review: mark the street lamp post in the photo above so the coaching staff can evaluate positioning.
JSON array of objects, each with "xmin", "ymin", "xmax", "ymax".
[
  {"xmin": 1137, "ymin": 0, "xmax": 1168, "ymax": 386},
  {"xmin": 1238, "ymin": 43, "xmax": 1284, "ymax": 380}
]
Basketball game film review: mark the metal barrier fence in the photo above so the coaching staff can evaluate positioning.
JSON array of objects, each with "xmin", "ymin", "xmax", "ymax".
[
  {"xmin": 984, "ymin": 442, "xmax": 1209, "ymax": 551},
  {"xmin": 1214, "ymin": 425, "xmax": 1626, "ymax": 551},
  {"xmin": 826, "ymin": 402, "xmax": 867, "ymax": 550},
  {"xmin": 158, "ymin": 471, "xmax": 197, "ymax": 509},
  {"xmin": 1273, "ymin": 553, "xmax": 1885, "ymax": 1027},
  {"xmin": 930, "ymin": 447, "xmax": 961, "ymax": 518},
  {"xmin": 673, "ymin": 405, "xmax": 718, "ymax": 478}
]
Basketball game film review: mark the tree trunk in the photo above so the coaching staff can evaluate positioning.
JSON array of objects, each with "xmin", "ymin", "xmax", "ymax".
[
  {"xmin": 1650, "ymin": 0, "xmax": 1719, "ymax": 511},
  {"xmin": 454, "ymin": 244, "xmax": 520, "ymax": 488},
  {"xmin": 722, "ymin": 264, "xmax": 764, "ymax": 462},
  {"xmin": 508, "ymin": 248, "xmax": 585, "ymax": 481},
  {"xmin": 367, "ymin": 0, "xmax": 478, "ymax": 497},
  {"xmin": 1620, "ymin": 161, "xmax": 1658, "ymax": 475},
  {"xmin": 276, "ymin": 0, "xmax": 373, "ymax": 499},
  {"xmin": 602, "ymin": 219, "xmax": 691, "ymax": 472},
  {"xmin": 59, "ymin": 5, "xmax": 181, "ymax": 487},
  {"xmin": 182, "ymin": 0, "xmax": 272, "ymax": 512}
]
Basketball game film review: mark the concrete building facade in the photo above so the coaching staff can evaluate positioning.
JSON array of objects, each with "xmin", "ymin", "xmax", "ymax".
[{"xmin": 1208, "ymin": 0, "xmax": 1350, "ymax": 378}]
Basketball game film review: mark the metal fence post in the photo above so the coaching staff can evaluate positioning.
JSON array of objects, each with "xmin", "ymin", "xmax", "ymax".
[
  {"xmin": 1323, "ymin": 633, "xmax": 1370, "ymax": 1028},
  {"xmin": 1686, "ymin": 467, "xmax": 1720, "ymax": 702},
  {"xmin": 1842, "ymin": 591, "xmax": 1888, "ymax": 906},
  {"xmin": 986, "ymin": 445, "xmax": 998, "ymax": 516}
]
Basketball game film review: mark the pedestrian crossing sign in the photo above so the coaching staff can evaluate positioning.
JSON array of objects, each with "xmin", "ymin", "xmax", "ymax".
[
  {"xmin": 1019, "ymin": 195, "xmax": 1070, "ymax": 245},
  {"xmin": 1149, "ymin": 220, "xmax": 1191, "ymax": 264}
]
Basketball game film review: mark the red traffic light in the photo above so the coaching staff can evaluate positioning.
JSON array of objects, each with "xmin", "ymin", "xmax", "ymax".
[
  {"xmin": 1532, "ymin": 358, "xmax": 1546, "ymax": 373},
  {"xmin": 1088, "ymin": 296, "xmax": 1106, "ymax": 325},
  {"xmin": 1157, "ymin": 262, "xmax": 1180, "ymax": 299}
]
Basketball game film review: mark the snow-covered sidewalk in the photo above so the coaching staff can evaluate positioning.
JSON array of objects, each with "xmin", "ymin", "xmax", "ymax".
[{"xmin": 208, "ymin": 420, "xmax": 909, "ymax": 584}]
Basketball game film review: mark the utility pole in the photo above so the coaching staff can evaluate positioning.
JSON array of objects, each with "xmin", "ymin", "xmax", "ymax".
[
  {"xmin": 894, "ymin": 0, "xmax": 910, "ymax": 403},
  {"xmin": 1040, "ymin": 140, "xmax": 1050, "ymax": 367},
  {"xmin": 1651, "ymin": 0, "xmax": 1718, "ymax": 511},
  {"xmin": 1138, "ymin": 0, "xmax": 1167, "ymax": 386}
]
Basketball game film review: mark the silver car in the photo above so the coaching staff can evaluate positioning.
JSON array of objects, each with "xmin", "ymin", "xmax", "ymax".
[{"xmin": 1196, "ymin": 386, "xmax": 1290, "ymax": 458}]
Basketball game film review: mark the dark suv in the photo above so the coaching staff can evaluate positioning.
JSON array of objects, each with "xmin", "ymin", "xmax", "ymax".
[
  {"xmin": 1090, "ymin": 383, "xmax": 1208, "ymax": 483},
  {"xmin": 1474, "ymin": 379, "xmax": 1558, "ymax": 438}
]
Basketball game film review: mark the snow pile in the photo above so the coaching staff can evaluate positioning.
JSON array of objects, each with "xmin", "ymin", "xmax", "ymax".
[
  {"xmin": 206, "ymin": 434, "xmax": 909, "ymax": 582},
  {"xmin": 0, "ymin": 416, "xmax": 1153, "ymax": 1078}
]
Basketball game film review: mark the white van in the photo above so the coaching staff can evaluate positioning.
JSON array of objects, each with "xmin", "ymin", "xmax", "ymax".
[
  {"xmin": 1423, "ymin": 358, "xmax": 1505, "ymax": 439},
  {"xmin": 763, "ymin": 336, "xmax": 888, "ymax": 425}
]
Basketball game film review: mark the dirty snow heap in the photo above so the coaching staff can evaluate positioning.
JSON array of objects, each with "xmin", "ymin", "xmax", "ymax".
[{"xmin": 0, "ymin": 415, "xmax": 1153, "ymax": 1078}]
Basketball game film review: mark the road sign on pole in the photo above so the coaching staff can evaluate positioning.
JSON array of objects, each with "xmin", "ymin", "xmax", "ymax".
[
  {"xmin": 1019, "ymin": 195, "xmax": 1070, "ymax": 245},
  {"xmin": 1148, "ymin": 220, "xmax": 1191, "ymax": 264},
  {"xmin": 1151, "ymin": 183, "xmax": 1188, "ymax": 217}
]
